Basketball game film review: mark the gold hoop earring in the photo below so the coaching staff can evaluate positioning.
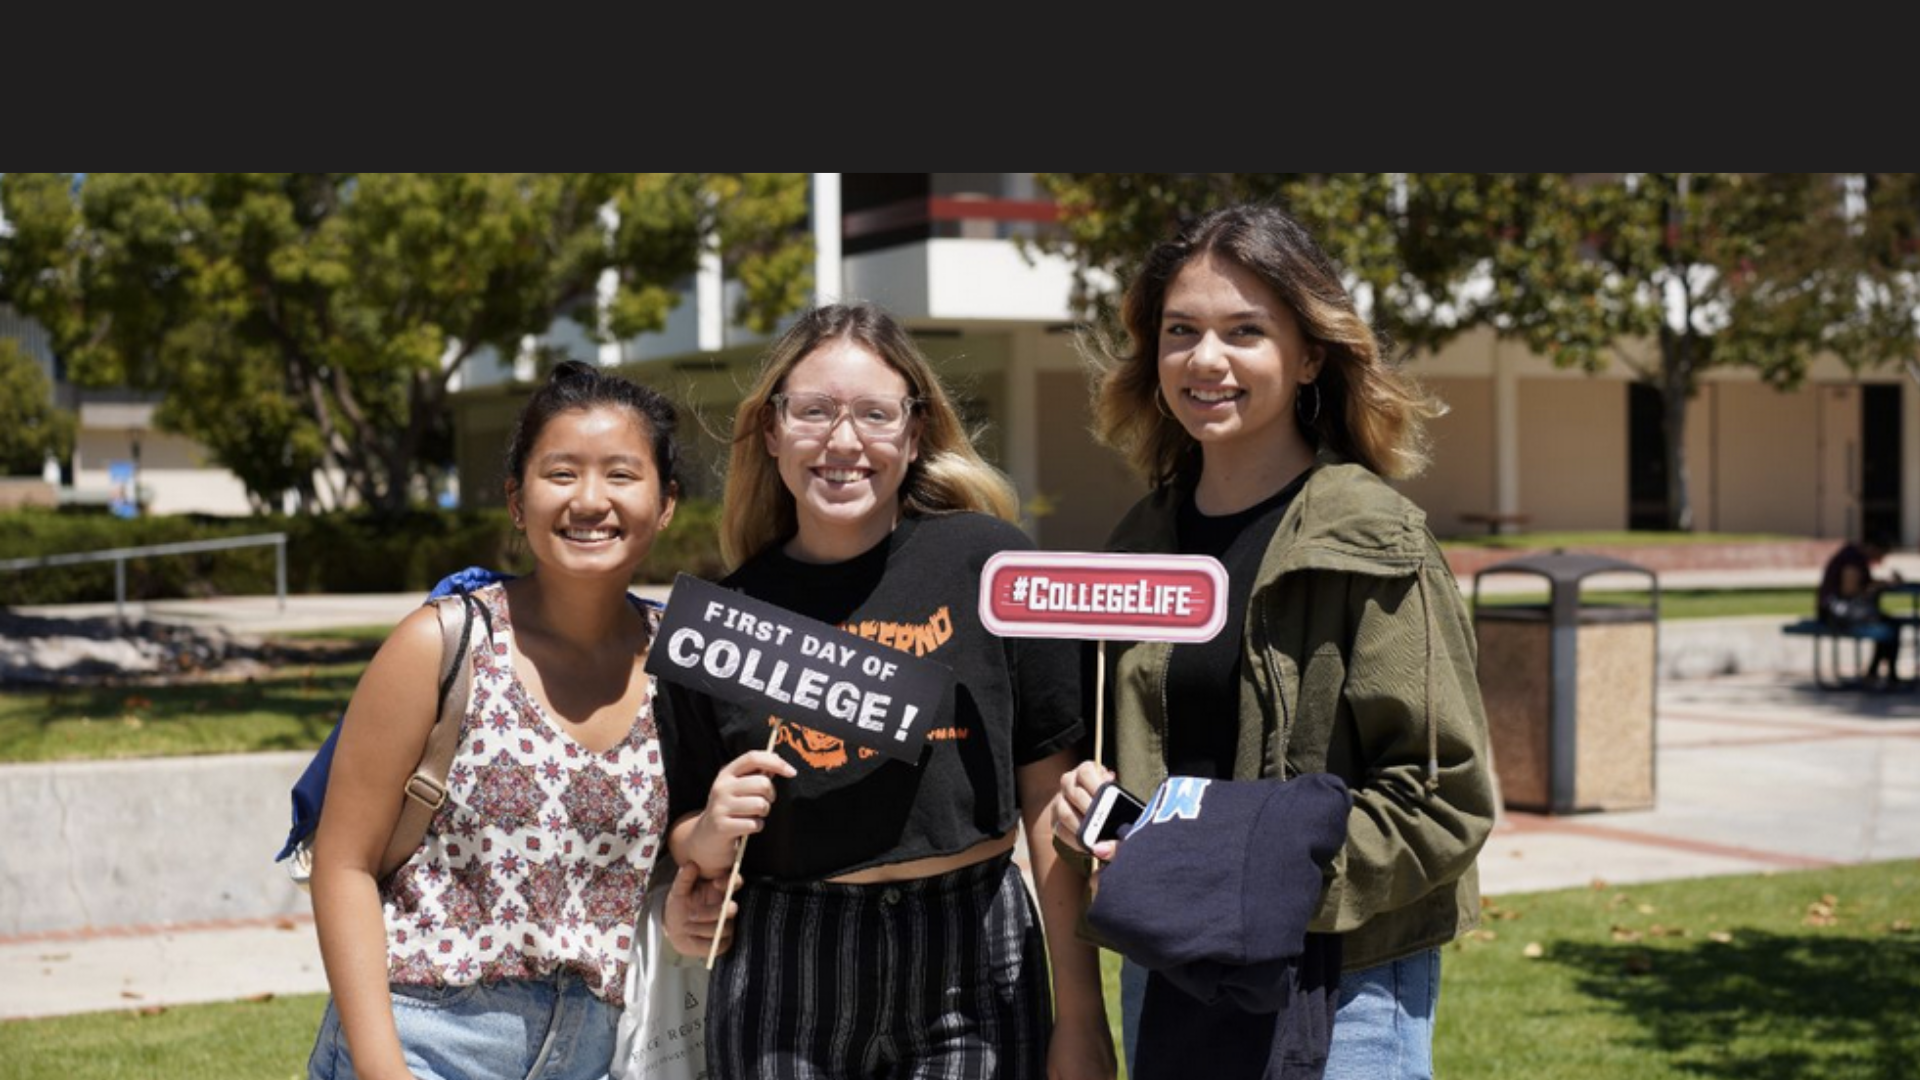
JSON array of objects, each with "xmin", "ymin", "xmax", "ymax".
[
  {"xmin": 1296, "ymin": 382, "xmax": 1321, "ymax": 426},
  {"xmin": 1154, "ymin": 387, "xmax": 1175, "ymax": 419}
]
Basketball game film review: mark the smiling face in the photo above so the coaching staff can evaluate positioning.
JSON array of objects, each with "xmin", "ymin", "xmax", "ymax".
[
  {"xmin": 1158, "ymin": 252, "xmax": 1323, "ymax": 471},
  {"xmin": 507, "ymin": 405, "xmax": 676, "ymax": 582},
  {"xmin": 763, "ymin": 338, "xmax": 920, "ymax": 563}
]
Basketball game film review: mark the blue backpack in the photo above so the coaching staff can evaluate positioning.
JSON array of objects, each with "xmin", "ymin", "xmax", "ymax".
[{"xmin": 276, "ymin": 566, "xmax": 513, "ymax": 885}]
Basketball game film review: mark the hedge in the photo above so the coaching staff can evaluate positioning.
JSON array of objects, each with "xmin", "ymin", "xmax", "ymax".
[{"xmin": 0, "ymin": 499, "xmax": 726, "ymax": 605}]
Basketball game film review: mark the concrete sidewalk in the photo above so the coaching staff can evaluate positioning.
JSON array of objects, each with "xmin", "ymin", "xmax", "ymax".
[{"xmin": 3, "ymin": 668, "xmax": 1917, "ymax": 1020}]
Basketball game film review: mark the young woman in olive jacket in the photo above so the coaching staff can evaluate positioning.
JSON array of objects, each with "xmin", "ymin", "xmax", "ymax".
[{"xmin": 1051, "ymin": 204, "xmax": 1498, "ymax": 1080}]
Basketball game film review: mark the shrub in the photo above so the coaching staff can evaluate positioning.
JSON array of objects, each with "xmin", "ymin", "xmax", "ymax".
[{"xmin": 0, "ymin": 498, "xmax": 726, "ymax": 604}]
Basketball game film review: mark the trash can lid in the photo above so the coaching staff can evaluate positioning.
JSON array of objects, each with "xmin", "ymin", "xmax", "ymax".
[
  {"xmin": 1469, "ymin": 551, "xmax": 1660, "ymax": 622},
  {"xmin": 1471, "ymin": 551, "xmax": 1655, "ymax": 587}
]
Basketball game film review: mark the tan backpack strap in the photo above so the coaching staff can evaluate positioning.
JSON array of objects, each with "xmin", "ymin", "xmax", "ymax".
[{"xmin": 378, "ymin": 594, "xmax": 477, "ymax": 880}]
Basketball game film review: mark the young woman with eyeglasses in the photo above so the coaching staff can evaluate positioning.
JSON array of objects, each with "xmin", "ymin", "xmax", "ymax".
[{"xmin": 657, "ymin": 303, "xmax": 1113, "ymax": 1080}]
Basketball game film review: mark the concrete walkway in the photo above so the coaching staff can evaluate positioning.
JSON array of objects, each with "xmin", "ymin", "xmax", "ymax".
[
  {"xmin": 2, "ymin": 583, "xmax": 1918, "ymax": 1020},
  {"xmin": 4, "ymin": 670, "xmax": 1915, "ymax": 1020}
]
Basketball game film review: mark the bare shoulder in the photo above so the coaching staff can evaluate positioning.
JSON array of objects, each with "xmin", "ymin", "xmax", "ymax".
[
  {"xmin": 340, "ymin": 604, "xmax": 448, "ymax": 740},
  {"xmin": 374, "ymin": 603, "xmax": 450, "ymax": 672}
]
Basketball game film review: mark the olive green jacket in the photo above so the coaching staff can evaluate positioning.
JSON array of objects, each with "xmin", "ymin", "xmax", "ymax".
[{"xmin": 1100, "ymin": 453, "xmax": 1498, "ymax": 972}]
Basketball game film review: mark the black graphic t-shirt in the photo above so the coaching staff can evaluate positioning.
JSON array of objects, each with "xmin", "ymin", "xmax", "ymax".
[{"xmin": 659, "ymin": 512, "xmax": 1083, "ymax": 881}]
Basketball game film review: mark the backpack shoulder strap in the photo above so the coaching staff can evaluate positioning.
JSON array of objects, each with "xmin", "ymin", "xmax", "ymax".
[{"xmin": 378, "ymin": 592, "xmax": 479, "ymax": 880}]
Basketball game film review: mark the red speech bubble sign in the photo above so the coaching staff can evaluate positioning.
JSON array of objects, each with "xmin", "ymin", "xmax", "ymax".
[{"xmin": 979, "ymin": 552, "xmax": 1228, "ymax": 643}]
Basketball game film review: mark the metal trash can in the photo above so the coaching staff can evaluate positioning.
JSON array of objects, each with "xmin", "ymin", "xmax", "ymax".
[{"xmin": 1471, "ymin": 552, "xmax": 1659, "ymax": 814}]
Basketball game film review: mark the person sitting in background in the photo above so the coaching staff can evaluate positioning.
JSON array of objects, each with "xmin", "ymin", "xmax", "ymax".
[{"xmin": 1817, "ymin": 534, "xmax": 1903, "ymax": 688}]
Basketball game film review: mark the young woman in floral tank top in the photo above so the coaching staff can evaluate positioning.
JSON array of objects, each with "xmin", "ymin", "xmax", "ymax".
[{"xmin": 307, "ymin": 362, "xmax": 692, "ymax": 1080}]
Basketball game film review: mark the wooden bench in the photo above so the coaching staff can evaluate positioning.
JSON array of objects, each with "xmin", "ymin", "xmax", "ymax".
[
  {"xmin": 1781, "ymin": 618, "xmax": 1896, "ymax": 690},
  {"xmin": 1459, "ymin": 511, "xmax": 1531, "ymax": 537}
]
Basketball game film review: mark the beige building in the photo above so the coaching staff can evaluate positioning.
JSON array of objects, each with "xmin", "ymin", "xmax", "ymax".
[{"xmin": 444, "ymin": 174, "xmax": 1920, "ymax": 552}]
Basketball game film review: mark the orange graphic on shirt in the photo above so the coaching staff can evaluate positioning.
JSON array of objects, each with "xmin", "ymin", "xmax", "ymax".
[
  {"xmin": 768, "ymin": 607, "xmax": 967, "ymax": 764},
  {"xmin": 776, "ymin": 719, "xmax": 850, "ymax": 770},
  {"xmin": 773, "ymin": 607, "xmax": 960, "ymax": 773},
  {"xmin": 845, "ymin": 606, "xmax": 954, "ymax": 658}
]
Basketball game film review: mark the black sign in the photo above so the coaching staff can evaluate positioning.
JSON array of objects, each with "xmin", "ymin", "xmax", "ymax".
[{"xmin": 646, "ymin": 574, "xmax": 953, "ymax": 764}]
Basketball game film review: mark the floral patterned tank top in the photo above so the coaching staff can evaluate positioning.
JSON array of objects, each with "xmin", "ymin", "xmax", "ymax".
[{"xmin": 381, "ymin": 583, "xmax": 667, "ymax": 1003}]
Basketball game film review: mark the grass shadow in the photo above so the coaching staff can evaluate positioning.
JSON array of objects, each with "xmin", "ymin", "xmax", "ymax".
[{"xmin": 1544, "ymin": 929, "xmax": 1920, "ymax": 1079}]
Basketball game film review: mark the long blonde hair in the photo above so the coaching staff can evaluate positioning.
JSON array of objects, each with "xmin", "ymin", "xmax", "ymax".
[
  {"xmin": 1095, "ymin": 203, "xmax": 1442, "ymax": 485},
  {"xmin": 720, "ymin": 303, "xmax": 1019, "ymax": 569}
]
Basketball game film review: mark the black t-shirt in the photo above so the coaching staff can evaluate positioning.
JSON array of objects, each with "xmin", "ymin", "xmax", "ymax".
[
  {"xmin": 1164, "ymin": 475, "xmax": 1306, "ymax": 778},
  {"xmin": 659, "ymin": 512, "xmax": 1083, "ymax": 881}
]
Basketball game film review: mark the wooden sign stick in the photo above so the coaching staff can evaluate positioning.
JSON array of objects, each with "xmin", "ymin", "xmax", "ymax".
[
  {"xmin": 707, "ymin": 723, "xmax": 781, "ymax": 970},
  {"xmin": 1093, "ymin": 640, "xmax": 1106, "ymax": 769}
]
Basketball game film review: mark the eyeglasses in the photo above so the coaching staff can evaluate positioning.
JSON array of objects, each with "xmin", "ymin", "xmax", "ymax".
[{"xmin": 771, "ymin": 392, "xmax": 919, "ymax": 439}]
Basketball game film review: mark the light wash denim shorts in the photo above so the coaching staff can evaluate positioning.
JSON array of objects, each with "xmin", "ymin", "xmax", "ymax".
[{"xmin": 308, "ymin": 972, "xmax": 619, "ymax": 1080}]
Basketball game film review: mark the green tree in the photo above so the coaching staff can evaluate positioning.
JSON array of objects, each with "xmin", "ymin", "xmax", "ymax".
[
  {"xmin": 0, "ymin": 173, "xmax": 812, "ymax": 514},
  {"xmin": 1035, "ymin": 173, "xmax": 1612, "ymax": 359},
  {"xmin": 1546, "ymin": 173, "xmax": 1920, "ymax": 530},
  {"xmin": 0, "ymin": 338, "xmax": 75, "ymax": 475},
  {"xmin": 1036, "ymin": 172, "xmax": 1920, "ymax": 530}
]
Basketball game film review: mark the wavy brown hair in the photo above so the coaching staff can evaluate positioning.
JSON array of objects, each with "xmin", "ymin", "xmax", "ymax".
[
  {"xmin": 720, "ymin": 303, "xmax": 1018, "ymax": 568},
  {"xmin": 1095, "ymin": 203, "xmax": 1441, "ymax": 485}
]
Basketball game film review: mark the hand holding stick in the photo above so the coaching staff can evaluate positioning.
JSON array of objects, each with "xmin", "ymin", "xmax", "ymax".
[{"xmin": 707, "ymin": 724, "xmax": 783, "ymax": 970}]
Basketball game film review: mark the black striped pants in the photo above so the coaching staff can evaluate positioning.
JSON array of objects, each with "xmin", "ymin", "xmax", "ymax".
[{"xmin": 707, "ymin": 852, "xmax": 1051, "ymax": 1080}]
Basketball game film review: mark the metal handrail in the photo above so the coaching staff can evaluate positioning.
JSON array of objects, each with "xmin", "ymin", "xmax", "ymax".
[{"xmin": 0, "ymin": 533, "xmax": 288, "ymax": 620}]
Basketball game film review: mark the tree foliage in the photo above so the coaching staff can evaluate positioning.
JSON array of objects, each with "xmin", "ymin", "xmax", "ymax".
[
  {"xmin": 0, "ymin": 173, "xmax": 813, "ymax": 514},
  {"xmin": 0, "ymin": 338, "xmax": 75, "ymax": 475},
  {"xmin": 1036, "ymin": 172, "xmax": 1920, "ymax": 530}
]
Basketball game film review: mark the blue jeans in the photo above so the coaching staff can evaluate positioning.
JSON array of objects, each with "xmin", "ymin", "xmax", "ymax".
[
  {"xmin": 308, "ymin": 973, "xmax": 619, "ymax": 1080},
  {"xmin": 1121, "ymin": 949, "xmax": 1439, "ymax": 1080}
]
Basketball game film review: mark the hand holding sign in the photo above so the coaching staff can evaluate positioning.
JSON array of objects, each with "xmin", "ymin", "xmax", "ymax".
[{"xmin": 647, "ymin": 573, "xmax": 957, "ymax": 966}]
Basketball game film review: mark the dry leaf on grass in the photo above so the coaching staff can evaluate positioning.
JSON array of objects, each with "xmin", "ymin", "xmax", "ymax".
[{"xmin": 1804, "ymin": 894, "xmax": 1840, "ymax": 927}]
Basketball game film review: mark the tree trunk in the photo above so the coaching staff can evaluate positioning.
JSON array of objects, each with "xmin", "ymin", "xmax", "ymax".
[{"xmin": 1659, "ymin": 326, "xmax": 1695, "ymax": 532}]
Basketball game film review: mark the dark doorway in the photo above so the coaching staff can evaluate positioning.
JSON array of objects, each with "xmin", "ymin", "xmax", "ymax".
[
  {"xmin": 1860, "ymin": 384, "xmax": 1902, "ymax": 542},
  {"xmin": 1628, "ymin": 382, "xmax": 1669, "ymax": 530}
]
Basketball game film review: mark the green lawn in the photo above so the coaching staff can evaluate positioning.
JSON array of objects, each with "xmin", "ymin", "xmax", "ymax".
[
  {"xmin": 1473, "ymin": 587, "xmax": 1817, "ymax": 621},
  {"xmin": 0, "ymin": 660, "xmax": 361, "ymax": 762},
  {"xmin": 0, "ymin": 625, "xmax": 389, "ymax": 763},
  {"xmin": 4, "ymin": 862, "xmax": 1913, "ymax": 1079},
  {"xmin": 0, "ymin": 992, "xmax": 327, "ymax": 1080},
  {"xmin": 1434, "ymin": 861, "xmax": 1920, "ymax": 1080}
]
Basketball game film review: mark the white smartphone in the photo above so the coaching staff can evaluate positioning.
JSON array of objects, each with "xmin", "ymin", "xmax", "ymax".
[{"xmin": 1078, "ymin": 781, "xmax": 1147, "ymax": 852}]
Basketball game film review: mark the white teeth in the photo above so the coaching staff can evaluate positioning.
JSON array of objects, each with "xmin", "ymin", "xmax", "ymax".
[
  {"xmin": 819, "ymin": 469, "xmax": 867, "ymax": 483},
  {"xmin": 563, "ymin": 528, "xmax": 618, "ymax": 541},
  {"xmin": 1189, "ymin": 388, "xmax": 1241, "ymax": 403}
]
